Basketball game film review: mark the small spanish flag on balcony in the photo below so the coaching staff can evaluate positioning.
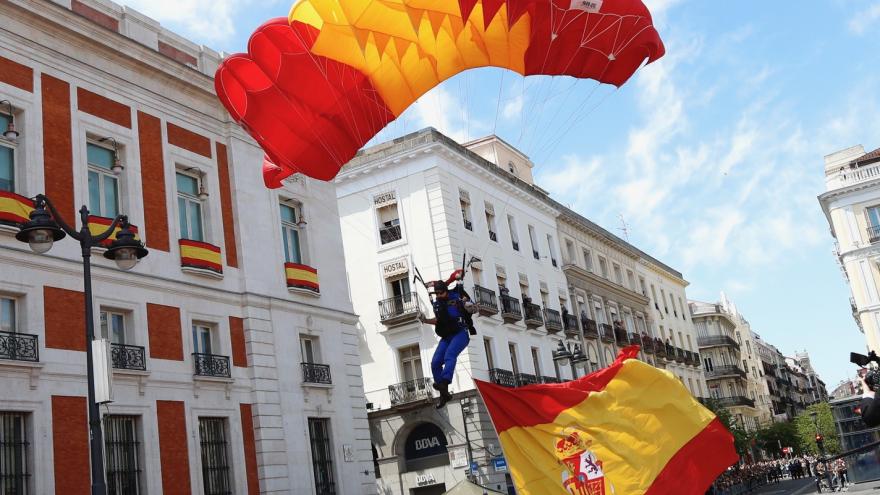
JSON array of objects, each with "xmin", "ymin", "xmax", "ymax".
[
  {"xmin": 87, "ymin": 215, "xmax": 140, "ymax": 247},
  {"xmin": 0, "ymin": 191, "xmax": 34, "ymax": 227},
  {"xmin": 285, "ymin": 262, "xmax": 319, "ymax": 294},
  {"xmin": 475, "ymin": 347, "xmax": 737, "ymax": 495},
  {"xmin": 179, "ymin": 239, "xmax": 223, "ymax": 274}
]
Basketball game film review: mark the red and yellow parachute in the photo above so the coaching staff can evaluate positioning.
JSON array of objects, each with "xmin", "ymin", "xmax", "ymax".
[{"xmin": 215, "ymin": 0, "xmax": 665, "ymax": 186}]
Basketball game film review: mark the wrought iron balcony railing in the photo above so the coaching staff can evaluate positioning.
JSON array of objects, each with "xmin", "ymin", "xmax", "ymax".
[
  {"xmin": 515, "ymin": 373, "xmax": 540, "ymax": 387},
  {"xmin": 489, "ymin": 368, "xmax": 517, "ymax": 388},
  {"xmin": 600, "ymin": 324, "xmax": 615, "ymax": 343},
  {"xmin": 697, "ymin": 334, "xmax": 740, "ymax": 349},
  {"xmin": 613, "ymin": 325, "xmax": 628, "ymax": 345},
  {"xmin": 640, "ymin": 334, "xmax": 654, "ymax": 353},
  {"xmin": 500, "ymin": 295, "xmax": 522, "ymax": 322},
  {"xmin": 544, "ymin": 309, "xmax": 562, "ymax": 333},
  {"xmin": 111, "ymin": 343, "xmax": 146, "ymax": 371},
  {"xmin": 523, "ymin": 302, "xmax": 544, "ymax": 329},
  {"xmin": 715, "ymin": 396, "xmax": 755, "ymax": 408},
  {"xmin": 489, "ymin": 231, "xmax": 497, "ymax": 242},
  {"xmin": 193, "ymin": 353, "xmax": 231, "ymax": 378},
  {"xmin": 463, "ymin": 219, "xmax": 473, "ymax": 231},
  {"xmin": 301, "ymin": 362, "xmax": 332, "ymax": 385},
  {"xmin": 473, "ymin": 285, "xmax": 499, "ymax": 316},
  {"xmin": 563, "ymin": 313, "xmax": 579, "ymax": 337},
  {"xmin": 675, "ymin": 348, "xmax": 686, "ymax": 363},
  {"xmin": 653, "ymin": 338, "xmax": 666, "ymax": 357},
  {"xmin": 0, "ymin": 331, "xmax": 38, "ymax": 362},
  {"xmin": 542, "ymin": 376, "xmax": 561, "ymax": 384},
  {"xmin": 379, "ymin": 293, "xmax": 420, "ymax": 325},
  {"xmin": 629, "ymin": 333, "xmax": 643, "ymax": 347},
  {"xmin": 389, "ymin": 377, "xmax": 433, "ymax": 406},
  {"xmin": 868, "ymin": 224, "xmax": 880, "ymax": 244},
  {"xmin": 705, "ymin": 365, "xmax": 747, "ymax": 380},
  {"xmin": 692, "ymin": 352, "xmax": 701, "ymax": 367},
  {"xmin": 582, "ymin": 318, "xmax": 598, "ymax": 338},
  {"xmin": 379, "ymin": 224, "xmax": 402, "ymax": 244}
]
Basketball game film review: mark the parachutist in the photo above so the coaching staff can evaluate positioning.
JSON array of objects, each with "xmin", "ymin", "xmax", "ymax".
[{"xmin": 421, "ymin": 280, "xmax": 470, "ymax": 409}]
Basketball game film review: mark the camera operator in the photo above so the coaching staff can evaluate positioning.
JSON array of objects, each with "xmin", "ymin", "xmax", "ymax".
[{"xmin": 859, "ymin": 368, "xmax": 880, "ymax": 427}]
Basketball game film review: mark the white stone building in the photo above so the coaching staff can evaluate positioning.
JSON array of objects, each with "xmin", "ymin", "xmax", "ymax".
[
  {"xmin": 819, "ymin": 145, "xmax": 880, "ymax": 352},
  {"xmin": 0, "ymin": 1, "xmax": 372, "ymax": 493}
]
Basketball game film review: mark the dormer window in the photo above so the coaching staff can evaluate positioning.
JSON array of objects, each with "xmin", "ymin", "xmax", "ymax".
[{"xmin": 508, "ymin": 161, "xmax": 516, "ymax": 175}]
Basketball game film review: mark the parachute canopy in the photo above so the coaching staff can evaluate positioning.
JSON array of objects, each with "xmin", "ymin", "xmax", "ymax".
[{"xmin": 215, "ymin": 0, "xmax": 665, "ymax": 186}]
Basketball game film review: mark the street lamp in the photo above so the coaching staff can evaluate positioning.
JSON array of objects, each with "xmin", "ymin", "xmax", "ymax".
[
  {"xmin": 0, "ymin": 100, "xmax": 19, "ymax": 141},
  {"xmin": 552, "ymin": 340, "xmax": 572, "ymax": 367},
  {"xmin": 16, "ymin": 194, "xmax": 148, "ymax": 495}
]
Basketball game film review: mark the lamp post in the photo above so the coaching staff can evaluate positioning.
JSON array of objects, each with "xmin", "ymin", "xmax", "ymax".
[{"xmin": 16, "ymin": 194, "xmax": 148, "ymax": 495}]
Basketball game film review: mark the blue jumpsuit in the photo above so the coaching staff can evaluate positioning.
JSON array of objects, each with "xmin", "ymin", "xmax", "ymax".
[{"xmin": 431, "ymin": 291, "xmax": 470, "ymax": 385}]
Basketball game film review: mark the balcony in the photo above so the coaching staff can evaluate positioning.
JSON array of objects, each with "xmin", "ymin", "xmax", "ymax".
[
  {"xmin": 489, "ymin": 368, "xmax": 517, "ymax": 388},
  {"xmin": 532, "ymin": 250, "xmax": 540, "ymax": 260},
  {"xmin": 523, "ymin": 302, "xmax": 544, "ymax": 329},
  {"xmin": 675, "ymin": 348, "xmax": 686, "ymax": 363},
  {"xmin": 516, "ymin": 372, "xmax": 540, "ymax": 387},
  {"xmin": 582, "ymin": 318, "xmax": 598, "ymax": 338},
  {"xmin": 111, "ymin": 343, "xmax": 146, "ymax": 371},
  {"xmin": 613, "ymin": 324, "xmax": 629, "ymax": 346},
  {"xmin": 563, "ymin": 313, "xmax": 579, "ymax": 337},
  {"xmin": 179, "ymin": 239, "xmax": 223, "ymax": 276},
  {"xmin": 379, "ymin": 224, "xmax": 402, "ymax": 244},
  {"xmin": 473, "ymin": 285, "xmax": 499, "ymax": 316},
  {"xmin": 512, "ymin": 241, "xmax": 519, "ymax": 251},
  {"xmin": 389, "ymin": 377, "xmax": 433, "ymax": 406},
  {"xmin": 683, "ymin": 351, "xmax": 693, "ymax": 366},
  {"xmin": 500, "ymin": 295, "xmax": 522, "ymax": 323},
  {"xmin": 543, "ymin": 309, "xmax": 563, "ymax": 334},
  {"xmin": 705, "ymin": 365, "xmax": 747, "ymax": 380},
  {"xmin": 301, "ymin": 362, "xmax": 332, "ymax": 385},
  {"xmin": 697, "ymin": 335, "xmax": 740, "ymax": 349},
  {"xmin": 489, "ymin": 231, "xmax": 498, "ymax": 242},
  {"xmin": 869, "ymin": 225, "xmax": 880, "ymax": 244},
  {"xmin": 0, "ymin": 331, "xmax": 39, "ymax": 362},
  {"xmin": 640, "ymin": 334, "xmax": 654, "ymax": 354},
  {"xmin": 653, "ymin": 339, "xmax": 667, "ymax": 358},
  {"xmin": 629, "ymin": 333, "xmax": 643, "ymax": 348},
  {"xmin": 379, "ymin": 293, "xmax": 420, "ymax": 326},
  {"xmin": 600, "ymin": 324, "xmax": 615, "ymax": 343},
  {"xmin": 691, "ymin": 352, "xmax": 701, "ymax": 367},
  {"xmin": 542, "ymin": 376, "xmax": 561, "ymax": 384},
  {"xmin": 193, "ymin": 353, "xmax": 231, "ymax": 378},
  {"xmin": 715, "ymin": 396, "xmax": 756, "ymax": 408},
  {"xmin": 464, "ymin": 219, "xmax": 473, "ymax": 231},
  {"xmin": 664, "ymin": 343, "xmax": 675, "ymax": 361}
]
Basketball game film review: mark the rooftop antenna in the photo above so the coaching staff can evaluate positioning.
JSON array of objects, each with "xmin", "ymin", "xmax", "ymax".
[{"xmin": 617, "ymin": 213, "xmax": 630, "ymax": 242}]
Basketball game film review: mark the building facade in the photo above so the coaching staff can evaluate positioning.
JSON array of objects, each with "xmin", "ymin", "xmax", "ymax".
[
  {"xmin": 0, "ymin": 1, "xmax": 373, "ymax": 494},
  {"xmin": 819, "ymin": 145, "xmax": 880, "ymax": 352},
  {"xmin": 795, "ymin": 351, "xmax": 829, "ymax": 404}
]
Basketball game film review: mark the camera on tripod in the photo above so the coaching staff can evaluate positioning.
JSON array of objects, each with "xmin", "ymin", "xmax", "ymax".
[{"xmin": 851, "ymin": 351, "xmax": 880, "ymax": 391}]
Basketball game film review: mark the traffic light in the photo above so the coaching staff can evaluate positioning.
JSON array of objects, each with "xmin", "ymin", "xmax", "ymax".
[{"xmin": 815, "ymin": 434, "xmax": 824, "ymax": 450}]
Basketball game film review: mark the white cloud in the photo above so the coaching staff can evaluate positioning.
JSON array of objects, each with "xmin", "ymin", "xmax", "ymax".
[
  {"xmin": 502, "ymin": 94, "xmax": 524, "ymax": 120},
  {"xmin": 408, "ymin": 86, "xmax": 487, "ymax": 143},
  {"xmin": 849, "ymin": 3, "xmax": 880, "ymax": 34},
  {"xmin": 120, "ymin": 0, "xmax": 258, "ymax": 43}
]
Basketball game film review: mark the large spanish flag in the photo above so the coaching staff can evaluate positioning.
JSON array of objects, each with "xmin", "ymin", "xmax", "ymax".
[{"xmin": 475, "ymin": 347, "xmax": 737, "ymax": 495}]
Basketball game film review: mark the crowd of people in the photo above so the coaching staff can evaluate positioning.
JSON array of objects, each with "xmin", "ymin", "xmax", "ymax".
[{"xmin": 707, "ymin": 456, "xmax": 849, "ymax": 494}]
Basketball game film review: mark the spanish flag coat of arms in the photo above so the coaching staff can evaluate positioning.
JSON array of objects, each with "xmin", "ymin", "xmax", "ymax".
[{"xmin": 474, "ymin": 347, "xmax": 737, "ymax": 495}]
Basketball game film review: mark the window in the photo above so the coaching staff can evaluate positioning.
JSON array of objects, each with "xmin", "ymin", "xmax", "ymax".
[
  {"xmin": 1, "ymin": 297, "xmax": 15, "ymax": 333},
  {"xmin": 867, "ymin": 206, "xmax": 880, "ymax": 228},
  {"xmin": 507, "ymin": 161, "xmax": 516, "ymax": 175},
  {"xmin": 639, "ymin": 277, "xmax": 647, "ymax": 296},
  {"xmin": 547, "ymin": 235, "xmax": 558, "ymax": 267},
  {"xmin": 308, "ymin": 418, "xmax": 337, "ymax": 495},
  {"xmin": 177, "ymin": 172, "xmax": 204, "ymax": 241},
  {"xmin": 192, "ymin": 323, "xmax": 215, "ymax": 355},
  {"xmin": 399, "ymin": 345, "xmax": 423, "ymax": 383},
  {"xmin": 484, "ymin": 338, "xmax": 494, "ymax": 369},
  {"xmin": 612, "ymin": 264, "xmax": 622, "ymax": 285},
  {"xmin": 507, "ymin": 215, "xmax": 519, "ymax": 251},
  {"xmin": 0, "ymin": 114, "xmax": 14, "ymax": 192},
  {"xmin": 198, "ymin": 418, "xmax": 231, "ymax": 495},
  {"xmin": 531, "ymin": 347, "xmax": 542, "ymax": 376},
  {"xmin": 679, "ymin": 297, "xmax": 687, "ymax": 320},
  {"xmin": 509, "ymin": 343, "xmax": 520, "ymax": 375},
  {"xmin": 389, "ymin": 276, "xmax": 411, "ymax": 302},
  {"xmin": 583, "ymin": 249, "xmax": 593, "ymax": 272},
  {"xmin": 100, "ymin": 310, "xmax": 127, "ymax": 344},
  {"xmin": 593, "ymin": 301, "xmax": 606, "ymax": 325},
  {"xmin": 485, "ymin": 203, "xmax": 497, "ymax": 241},
  {"xmin": 460, "ymin": 190, "xmax": 472, "ymax": 231},
  {"xmin": 104, "ymin": 415, "xmax": 141, "ymax": 495},
  {"xmin": 598, "ymin": 257, "xmax": 608, "ymax": 278},
  {"xmin": 280, "ymin": 203, "xmax": 303, "ymax": 264},
  {"xmin": 528, "ymin": 226, "xmax": 539, "ymax": 260},
  {"xmin": 565, "ymin": 239, "xmax": 576, "ymax": 265},
  {"xmin": 0, "ymin": 412, "xmax": 29, "ymax": 495},
  {"xmin": 627, "ymin": 270, "xmax": 635, "ymax": 290},
  {"xmin": 88, "ymin": 143, "xmax": 120, "ymax": 218},
  {"xmin": 375, "ymin": 193, "xmax": 402, "ymax": 245},
  {"xmin": 301, "ymin": 335, "xmax": 319, "ymax": 363}
]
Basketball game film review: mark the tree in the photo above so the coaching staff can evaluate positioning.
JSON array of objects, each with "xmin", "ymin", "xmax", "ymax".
[
  {"xmin": 755, "ymin": 421, "xmax": 800, "ymax": 457},
  {"xmin": 794, "ymin": 403, "xmax": 840, "ymax": 456},
  {"xmin": 702, "ymin": 398, "xmax": 753, "ymax": 457}
]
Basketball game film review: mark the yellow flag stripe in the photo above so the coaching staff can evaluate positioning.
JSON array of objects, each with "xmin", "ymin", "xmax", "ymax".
[
  {"xmin": 499, "ymin": 360, "xmax": 715, "ymax": 495},
  {"xmin": 285, "ymin": 267, "xmax": 319, "ymax": 284},
  {"xmin": 180, "ymin": 245, "xmax": 222, "ymax": 265}
]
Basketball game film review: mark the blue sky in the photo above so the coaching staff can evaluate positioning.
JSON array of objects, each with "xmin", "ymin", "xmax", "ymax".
[{"xmin": 121, "ymin": 0, "xmax": 880, "ymax": 387}]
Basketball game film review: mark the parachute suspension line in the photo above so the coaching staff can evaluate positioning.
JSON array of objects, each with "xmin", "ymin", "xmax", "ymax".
[{"xmin": 493, "ymin": 70, "xmax": 506, "ymax": 135}]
